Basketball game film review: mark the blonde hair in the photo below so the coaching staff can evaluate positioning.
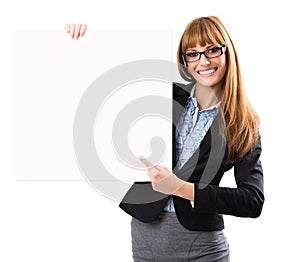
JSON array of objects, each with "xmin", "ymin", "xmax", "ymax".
[{"xmin": 177, "ymin": 16, "xmax": 260, "ymax": 162}]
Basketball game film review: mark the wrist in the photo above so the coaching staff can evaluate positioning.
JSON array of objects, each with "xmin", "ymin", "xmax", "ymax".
[{"xmin": 174, "ymin": 181, "xmax": 194, "ymax": 201}]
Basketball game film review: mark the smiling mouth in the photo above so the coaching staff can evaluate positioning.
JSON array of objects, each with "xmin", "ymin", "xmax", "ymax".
[{"xmin": 197, "ymin": 67, "xmax": 217, "ymax": 77}]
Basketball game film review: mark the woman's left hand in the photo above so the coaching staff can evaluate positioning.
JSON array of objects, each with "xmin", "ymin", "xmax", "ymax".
[{"xmin": 139, "ymin": 156, "xmax": 185, "ymax": 195}]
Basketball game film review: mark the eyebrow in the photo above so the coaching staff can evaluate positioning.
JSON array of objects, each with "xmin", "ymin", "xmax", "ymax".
[{"xmin": 186, "ymin": 44, "xmax": 216, "ymax": 52}]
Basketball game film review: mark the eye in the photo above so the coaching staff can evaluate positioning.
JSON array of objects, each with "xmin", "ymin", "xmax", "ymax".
[
  {"xmin": 185, "ymin": 52, "xmax": 198, "ymax": 57},
  {"xmin": 207, "ymin": 47, "xmax": 220, "ymax": 54}
]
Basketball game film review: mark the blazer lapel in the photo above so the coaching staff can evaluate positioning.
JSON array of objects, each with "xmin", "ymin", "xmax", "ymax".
[
  {"xmin": 172, "ymin": 83, "xmax": 192, "ymax": 171},
  {"xmin": 172, "ymin": 82, "xmax": 221, "ymax": 179}
]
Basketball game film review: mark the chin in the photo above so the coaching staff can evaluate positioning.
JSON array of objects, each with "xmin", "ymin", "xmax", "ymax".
[{"xmin": 196, "ymin": 79, "xmax": 216, "ymax": 88}]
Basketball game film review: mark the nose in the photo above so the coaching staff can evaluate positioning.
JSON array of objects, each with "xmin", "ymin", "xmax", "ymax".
[{"xmin": 199, "ymin": 53, "xmax": 210, "ymax": 66}]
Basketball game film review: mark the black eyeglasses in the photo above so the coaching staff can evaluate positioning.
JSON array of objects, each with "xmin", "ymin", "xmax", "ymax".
[{"xmin": 182, "ymin": 45, "xmax": 226, "ymax": 63}]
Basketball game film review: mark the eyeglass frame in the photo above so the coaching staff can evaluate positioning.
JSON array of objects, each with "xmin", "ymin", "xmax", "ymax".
[{"xmin": 182, "ymin": 45, "xmax": 227, "ymax": 63}]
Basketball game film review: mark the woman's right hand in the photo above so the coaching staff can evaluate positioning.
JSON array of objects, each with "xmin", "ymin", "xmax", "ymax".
[{"xmin": 64, "ymin": 23, "xmax": 88, "ymax": 39}]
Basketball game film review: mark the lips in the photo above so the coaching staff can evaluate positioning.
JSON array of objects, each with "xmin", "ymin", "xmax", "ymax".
[{"xmin": 197, "ymin": 67, "xmax": 217, "ymax": 77}]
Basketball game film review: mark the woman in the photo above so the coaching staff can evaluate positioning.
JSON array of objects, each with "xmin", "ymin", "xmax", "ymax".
[
  {"xmin": 66, "ymin": 16, "xmax": 264, "ymax": 261},
  {"xmin": 119, "ymin": 16, "xmax": 264, "ymax": 261}
]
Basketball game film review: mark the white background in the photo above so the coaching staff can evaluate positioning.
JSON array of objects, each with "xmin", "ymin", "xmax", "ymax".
[{"xmin": 1, "ymin": 0, "xmax": 300, "ymax": 261}]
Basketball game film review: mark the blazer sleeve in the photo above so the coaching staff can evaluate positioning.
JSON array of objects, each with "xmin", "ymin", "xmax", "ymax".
[{"xmin": 193, "ymin": 138, "xmax": 264, "ymax": 218}]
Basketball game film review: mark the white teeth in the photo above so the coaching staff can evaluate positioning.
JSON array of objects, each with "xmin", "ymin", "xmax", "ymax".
[{"xmin": 198, "ymin": 68, "xmax": 216, "ymax": 75}]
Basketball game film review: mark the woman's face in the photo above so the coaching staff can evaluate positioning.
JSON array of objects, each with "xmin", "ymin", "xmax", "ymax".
[{"xmin": 185, "ymin": 43, "xmax": 227, "ymax": 90}]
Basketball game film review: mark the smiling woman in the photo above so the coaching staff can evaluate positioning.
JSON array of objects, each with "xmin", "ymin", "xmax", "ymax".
[{"xmin": 120, "ymin": 16, "xmax": 264, "ymax": 262}]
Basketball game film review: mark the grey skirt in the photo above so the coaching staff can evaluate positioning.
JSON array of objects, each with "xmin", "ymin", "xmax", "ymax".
[{"xmin": 131, "ymin": 211, "xmax": 230, "ymax": 262}]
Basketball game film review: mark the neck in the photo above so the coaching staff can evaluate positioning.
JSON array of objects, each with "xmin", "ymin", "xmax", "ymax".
[{"xmin": 194, "ymin": 83, "xmax": 221, "ymax": 111}]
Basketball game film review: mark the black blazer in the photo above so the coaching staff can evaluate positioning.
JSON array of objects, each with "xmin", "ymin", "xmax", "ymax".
[{"xmin": 119, "ymin": 82, "xmax": 264, "ymax": 231}]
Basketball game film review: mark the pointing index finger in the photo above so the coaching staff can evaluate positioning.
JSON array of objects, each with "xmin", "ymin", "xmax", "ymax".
[{"xmin": 138, "ymin": 155, "xmax": 159, "ymax": 170}]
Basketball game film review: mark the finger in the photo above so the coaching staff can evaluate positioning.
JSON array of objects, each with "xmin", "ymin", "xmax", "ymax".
[
  {"xmin": 154, "ymin": 165, "xmax": 162, "ymax": 171},
  {"xmin": 138, "ymin": 155, "xmax": 154, "ymax": 169},
  {"xmin": 149, "ymin": 167, "xmax": 159, "ymax": 175},
  {"xmin": 70, "ymin": 23, "xmax": 76, "ymax": 39},
  {"xmin": 147, "ymin": 168, "xmax": 159, "ymax": 180},
  {"xmin": 74, "ymin": 23, "xmax": 81, "ymax": 39},
  {"xmin": 138, "ymin": 155, "xmax": 160, "ymax": 171},
  {"xmin": 64, "ymin": 24, "xmax": 70, "ymax": 34},
  {"xmin": 80, "ymin": 23, "xmax": 87, "ymax": 37}
]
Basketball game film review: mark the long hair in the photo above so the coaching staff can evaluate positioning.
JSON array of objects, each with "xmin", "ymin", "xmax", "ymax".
[{"xmin": 177, "ymin": 16, "xmax": 260, "ymax": 162}]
